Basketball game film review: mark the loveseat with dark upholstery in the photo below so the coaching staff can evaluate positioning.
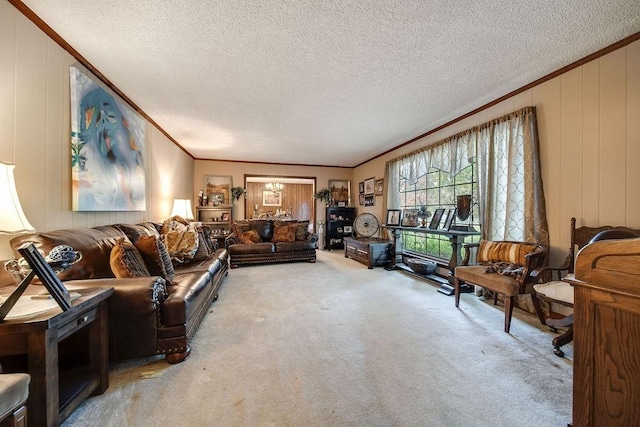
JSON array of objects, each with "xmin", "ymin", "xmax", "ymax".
[
  {"xmin": 225, "ymin": 219, "xmax": 317, "ymax": 268},
  {"xmin": 2, "ymin": 222, "xmax": 228, "ymax": 364}
]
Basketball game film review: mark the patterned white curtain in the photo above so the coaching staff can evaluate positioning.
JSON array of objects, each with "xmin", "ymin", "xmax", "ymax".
[{"xmin": 385, "ymin": 106, "xmax": 548, "ymax": 246}]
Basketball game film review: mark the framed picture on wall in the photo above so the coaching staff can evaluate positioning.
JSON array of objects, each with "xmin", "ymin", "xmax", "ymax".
[
  {"xmin": 204, "ymin": 175, "xmax": 232, "ymax": 205},
  {"xmin": 359, "ymin": 194, "xmax": 365, "ymax": 205},
  {"xmin": 329, "ymin": 180, "xmax": 350, "ymax": 206},
  {"xmin": 359, "ymin": 181, "xmax": 365, "ymax": 194},
  {"xmin": 375, "ymin": 179, "xmax": 384, "ymax": 195},
  {"xmin": 363, "ymin": 177, "xmax": 375, "ymax": 195},
  {"xmin": 263, "ymin": 190, "xmax": 281, "ymax": 206}
]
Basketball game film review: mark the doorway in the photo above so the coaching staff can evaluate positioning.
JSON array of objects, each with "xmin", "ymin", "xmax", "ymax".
[{"xmin": 244, "ymin": 176, "xmax": 316, "ymax": 228}]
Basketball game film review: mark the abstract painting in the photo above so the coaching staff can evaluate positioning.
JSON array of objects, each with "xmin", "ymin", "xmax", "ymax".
[{"xmin": 70, "ymin": 67, "xmax": 146, "ymax": 211}]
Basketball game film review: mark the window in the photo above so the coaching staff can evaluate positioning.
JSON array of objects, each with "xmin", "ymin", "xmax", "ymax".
[{"xmin": 399, "ymin": 163, "xmax": 480, "ymax": 260}]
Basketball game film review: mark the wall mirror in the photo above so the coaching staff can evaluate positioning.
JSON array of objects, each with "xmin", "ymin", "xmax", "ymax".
[{"xmin": 244, "ymin": 176, "xmax": 316, "ymax": 228}]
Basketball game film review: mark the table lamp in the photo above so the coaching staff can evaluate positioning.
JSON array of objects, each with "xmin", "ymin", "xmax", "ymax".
[
  {"xmin": 0, "ymin": 162, "xmax": 36, "ymax": 320},
  {"xmin": 170, "ymin": 199, "xmax": 195, "ymax": 221}
]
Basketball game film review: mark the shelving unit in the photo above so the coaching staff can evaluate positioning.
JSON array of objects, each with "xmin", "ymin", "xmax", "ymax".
[
  {"xmin": 325, "ymin": 207, "xmax": 356, "ymax": 250},
  {"xmin": 196, "ymin": 205, "xmax": 232, "ymax": 237}
]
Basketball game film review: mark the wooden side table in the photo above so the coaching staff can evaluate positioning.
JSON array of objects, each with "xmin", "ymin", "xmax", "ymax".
[{"xmin": 0, "ymin": 287, "xmax": 113, "ymax": 427}]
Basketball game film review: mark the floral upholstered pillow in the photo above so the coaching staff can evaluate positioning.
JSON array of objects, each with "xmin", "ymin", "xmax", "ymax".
[
  {"xmin": 110, "ymin": 238, "xmax": 150, "ymax": 278},
  {"xmin": 272, "ymin": 224, "xmax": 296, "ymax": 242}
]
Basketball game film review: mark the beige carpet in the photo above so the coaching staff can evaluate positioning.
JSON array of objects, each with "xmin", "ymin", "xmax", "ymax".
[{"xmin": 63, "ymin": 250, "xmax": 572, "ymax": 426}]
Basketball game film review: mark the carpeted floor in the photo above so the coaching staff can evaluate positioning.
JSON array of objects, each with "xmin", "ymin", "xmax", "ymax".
[{"xmin": 63, "ymin": 250, "xmax": 573, "ymax": 426}]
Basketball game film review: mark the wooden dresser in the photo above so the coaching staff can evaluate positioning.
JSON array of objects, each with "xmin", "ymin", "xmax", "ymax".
[{"xmin": 567, "ymin": 237, "xmax": 640, "ymax": 426}]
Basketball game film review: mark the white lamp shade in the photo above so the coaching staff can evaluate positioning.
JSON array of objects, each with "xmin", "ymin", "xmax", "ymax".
[
  {"xmin": 170, "ymin": 199, "xmax": 194, "ymax": 221},
  {"xmin": 0, "ymin": 162, "xmax": 35, "ymax": 234}
]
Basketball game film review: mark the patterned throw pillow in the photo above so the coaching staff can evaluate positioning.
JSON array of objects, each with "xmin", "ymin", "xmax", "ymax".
[
  {"xmin": 110, "ymin": 238, "xmax": 150, "ymax": 278},
  {"xmin": 232, "ymin": 221, "xmax": 251, "ymax": 237},
  {"xmin": 191, "ymin": 226, "xmax": 213, "ymax": 260},
  {"xmin": 476, "ymin": 240, "xmax": 538, "ymax": 266},
  {"xmin": 272, "ymin": 224, "xmax": 296, "ymax": 242},
  {"xmin": 135, "ymin": 235, "xmax": 175, "ymax": 283},
  {"xmin": 294, "ymin": 221, "xmax": 309, "ymax": 241},
  {"xmin": 240, "ymin": 230, "xmax": 261, "ymax": 244}
]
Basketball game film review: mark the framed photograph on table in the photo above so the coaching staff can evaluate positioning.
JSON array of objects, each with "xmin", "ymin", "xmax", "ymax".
[
  {"xmin": 442, "ymin": 208, "xmax": 456, "ymax": 230},
  {"xmin": 402, "ymin": 208, "xmax": 419, "ymax": 227},
  {"xmin": 363, "ymin": 177, "xmax": 375, "ymax": 195},
  {"xmin": 386, "ymin": 209, "xmax": 402, "ymax": 226},
  {"xmin": 428, "ymin": 208, "xmax": 445, "ymax": 229}
]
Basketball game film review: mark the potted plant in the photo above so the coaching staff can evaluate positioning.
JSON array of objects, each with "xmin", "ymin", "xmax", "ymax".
[
  {"xmin": 231, "ymin": 187, "xmax": 246, "ymax": 202},
  {"xmin": 313, "ymin": 188, "xmax": 331, "ymax": 205}
]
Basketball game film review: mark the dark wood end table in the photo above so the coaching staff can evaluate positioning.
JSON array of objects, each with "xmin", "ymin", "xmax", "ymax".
[{"xmin": 0, "ymin": 286, "xmax": 113, "ymax": 427}]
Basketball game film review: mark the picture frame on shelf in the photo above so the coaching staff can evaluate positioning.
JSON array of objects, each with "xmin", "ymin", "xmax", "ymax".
[
  {"xmin": 363, "ymin": 177, "xmax": 375, "ymax": 195},
  {"xmin": 442, "ymin": 208, "xmax": 456, "ymax": 230},
  {"xmin": 221, "ymin": 212, "xmax": 230, "ymax": 221},
  {"xmin": 359, "ymin": 181, "xmax": 364, "ymax": 194},
  {"xmin": 428, "ymin": 208, "xmax": 446, "ymax": 229},
  {"xmin": 386, "ymin": 209, "xmax": 402, "ymax": 226},
  {"xmin": 402, "ymin": 208, "xmax": 419, "ymax": 227},
  {"xmin": 204, "ymin": 175, "xmax": 232, "ymax": 205},
  {"xmin": 375, "ymin": 179, "xmax": 384, "ymax": 195},
  {"xmin": 262, "ymin": 190, "xmax": 282, "ymax": 206},
  {"xmin": 329, "ymin": 180, "xmax": 350, "ymax": 206}
]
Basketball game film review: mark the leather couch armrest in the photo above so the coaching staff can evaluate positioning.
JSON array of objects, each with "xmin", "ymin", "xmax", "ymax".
[
  {"xmin": 63, "ymin": 276, "xmax": 167, "ymax": 359},
  {"xmin": 225, "ymin": 233, "xmax": 239, "ymax": 248}
]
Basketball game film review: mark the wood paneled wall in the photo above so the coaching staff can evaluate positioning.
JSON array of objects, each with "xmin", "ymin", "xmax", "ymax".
[
  {"xmin": 0, "ymin": 2, "xmax": 194, "ymax": 259},
  {"xmin": 355, "ymin": 39, "xmax": 640, "ymax": 267},
  {"xmin": 246, "ymin": 182, "xmax": 314, "ymax": 223}
]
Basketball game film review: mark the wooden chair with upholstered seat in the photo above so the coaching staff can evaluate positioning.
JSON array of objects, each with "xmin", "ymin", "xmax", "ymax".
[
  {"xmin": 532, "ymin": 217, "xmax": 640, "ymax": 356},
  {"xmin": 0, "ymin": 370, "xmax": 29, "ymax": 427},
  {"xmin": 453, "ymin": 240, "xmax": 548, "ymax": 333}
]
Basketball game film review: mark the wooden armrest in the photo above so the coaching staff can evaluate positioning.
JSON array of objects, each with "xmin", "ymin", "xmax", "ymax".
[
  {"xmin": 531, "ymin": 265, "xmax": 570, "ymax": 280},
  {"xmin": 461, "ymin": 242, "xmax": 480, "ymax": 266}
]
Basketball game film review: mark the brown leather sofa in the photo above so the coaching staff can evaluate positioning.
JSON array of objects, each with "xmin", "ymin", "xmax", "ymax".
[
  {"xmin": 2, "ymin": 222, "xmax": 228, "ymax": 364},
  {"xmin": 225, "ymin": 219, "xmax": 317, "ymax": 268}
]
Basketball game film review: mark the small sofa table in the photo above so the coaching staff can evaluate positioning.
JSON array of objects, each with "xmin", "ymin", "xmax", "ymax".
[{"xmin": 0, "ymin": 286, "xmax": 113, "ymax": 427}]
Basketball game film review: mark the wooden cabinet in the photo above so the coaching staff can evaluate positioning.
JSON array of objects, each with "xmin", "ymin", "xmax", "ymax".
[
  {"xmin": 196, "ymin": 206, "xmax": 232, "ymax": 237},
  {"xmin": 568, "ymin": 237, "xmax": 640, "ymax": 426},
  {"xmin": 325, "ymin": 207, "xmax": 356, "ymax": 250}
]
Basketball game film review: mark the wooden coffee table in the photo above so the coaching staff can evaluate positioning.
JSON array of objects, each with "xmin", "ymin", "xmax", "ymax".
[{"xmin": 0, "ymin": 286, "xmax": 113, "ymax": 427}]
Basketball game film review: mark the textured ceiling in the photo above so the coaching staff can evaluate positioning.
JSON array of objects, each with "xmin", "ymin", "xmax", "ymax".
[{"xmin": 20, "ymin": 0, "xmax": 640, "ymax": 167}]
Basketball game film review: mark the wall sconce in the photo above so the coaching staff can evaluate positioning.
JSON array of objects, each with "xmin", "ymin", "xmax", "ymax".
[
  {"xmin": 266, "ymin": 182, "xmax": 283, "ymax": 191},
  {"xmin": 170, "ymin": 199, "xmax": 195, "ymax": 221}
]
